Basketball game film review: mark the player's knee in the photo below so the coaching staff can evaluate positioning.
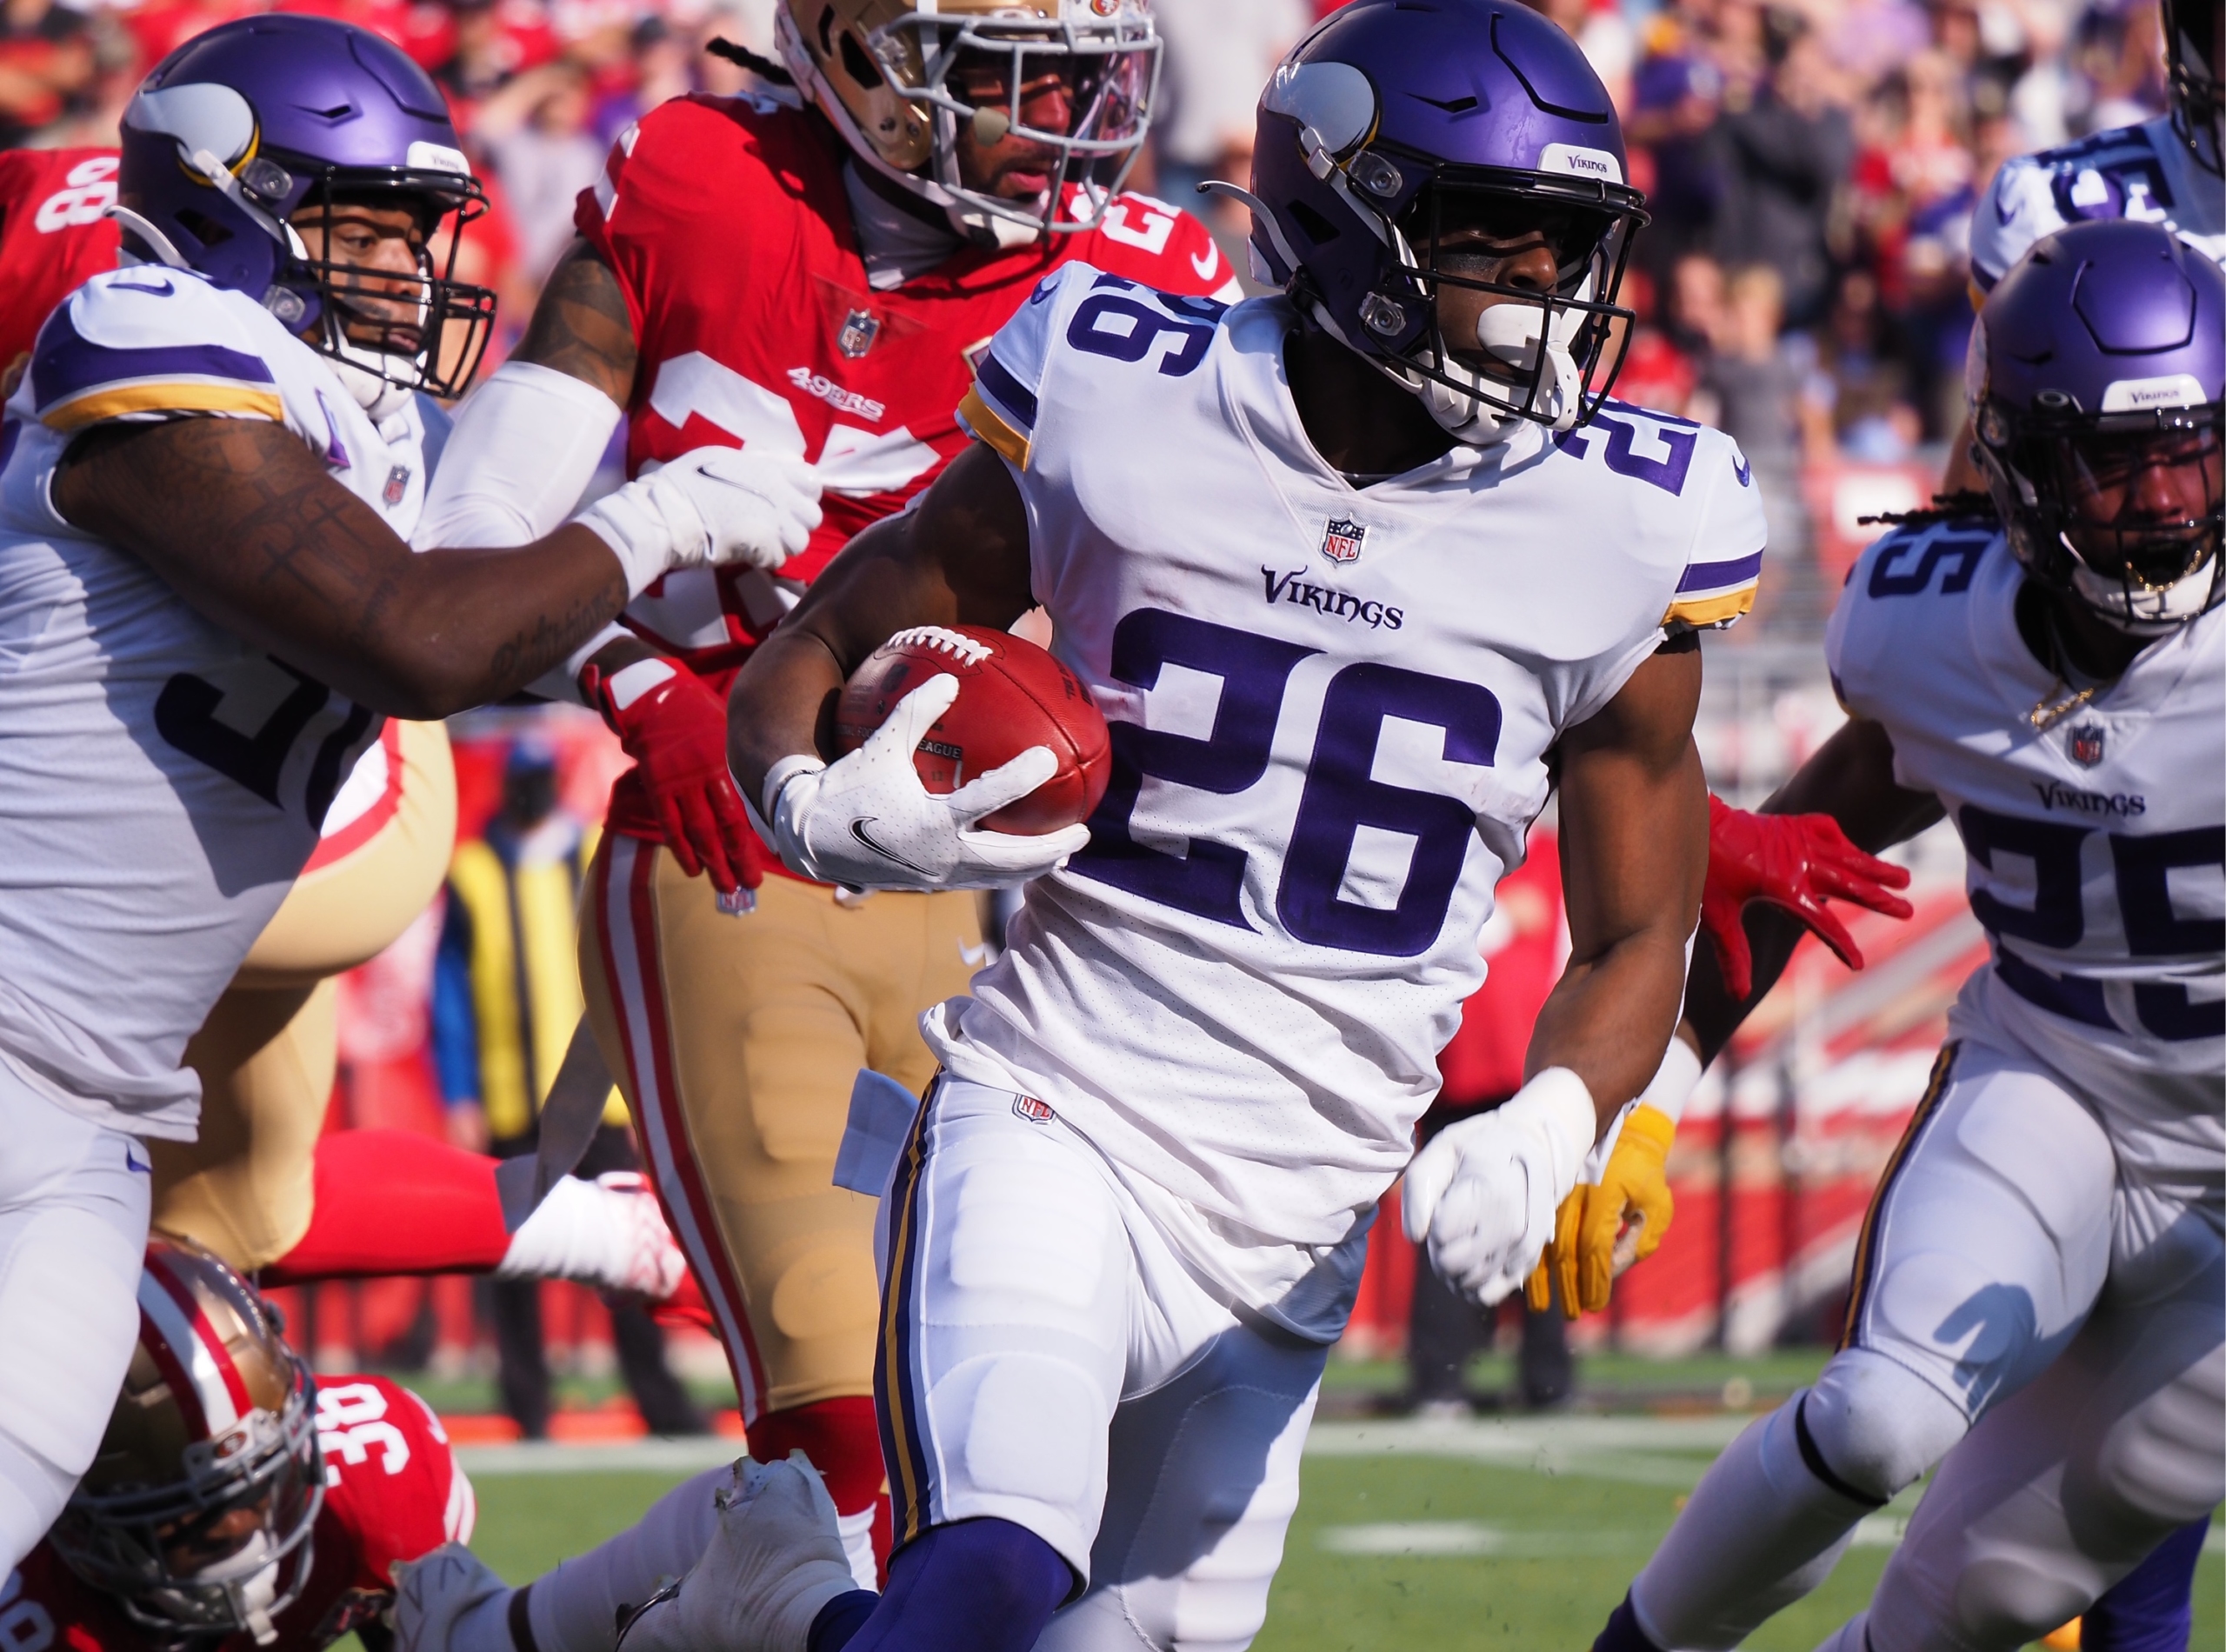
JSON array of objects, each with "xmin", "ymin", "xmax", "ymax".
[
  {"xmin": 1802, "ymin": 1349, "xmax": 1968, "ymax": 1503},
  {"xmin": 1949, "ymin": 1554, "xmax": 2091, "ymax": 1648}
]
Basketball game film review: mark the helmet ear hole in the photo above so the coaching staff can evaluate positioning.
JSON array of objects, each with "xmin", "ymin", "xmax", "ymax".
[
  {"xmin": 1287, "ymin": 197, "xmax": 1341, "ymax": 246},
  {"xmin": 839, "ymin": 30, "xmax": 883, "ymax": 90}
]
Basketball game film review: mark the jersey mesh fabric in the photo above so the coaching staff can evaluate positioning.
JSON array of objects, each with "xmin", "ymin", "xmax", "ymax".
[{"xmin": 926, "ymin": 268, "xmax": 1766, "ymax": 1336}]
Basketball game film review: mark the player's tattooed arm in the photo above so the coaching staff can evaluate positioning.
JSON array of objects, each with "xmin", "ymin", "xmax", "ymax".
[
  {"xmin": 54, "ymin": 417, "xmax": 634, "ymax": 719},
  {"xmin": 1530, "ymin": 647, "xmax": 1711, "ymax": 1133},
  {"xmin": 513, "ymin": 239, "xmax": 640, "ymax": 405},
  {"xmin": 1679, "ymin": 715, "xmax": 1943, "ymax": 1062},
  {"xmin": 728, "ymin": 441, "xmax": 1035, "ymax": 808}
]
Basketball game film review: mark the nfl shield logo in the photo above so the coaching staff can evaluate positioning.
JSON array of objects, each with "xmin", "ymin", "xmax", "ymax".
[
  {"xmin": 1321, "ymin": 516, "xmax": 1367, "ymax": 565},
  {"xmin": 383, "ymin": 464, "xmax": 410, "ymax": 507},
  {"xmin": 1012, "ymin": 1096, "xmax": 1055, "ymax": 1125},
  {"xmin": 837, "ymin": 308, "xmax": 882, "ymax": 359},
  {"xmin": 2069, "ymin": 723, "xmax": 2106, "ymax": 768}
]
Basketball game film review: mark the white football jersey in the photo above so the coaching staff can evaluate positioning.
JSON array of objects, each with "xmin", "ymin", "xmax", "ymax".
[
  {"xmin": 1972, "ymin": 116, "xmax": 2226, "ymax": 293},
  {"xmin": 1828, "ymin": 518, "xmax": 2223, "ymax": 1141},
  {"xmin": 922, "ymin": 265, "xmax": 1766, "ymax": 1330},
  {"xmin": 0, "ymin": 267, "xmax": 420, "ymax": 1138}
]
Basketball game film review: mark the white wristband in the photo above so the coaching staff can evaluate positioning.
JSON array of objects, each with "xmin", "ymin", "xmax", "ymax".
[
  {"xmin": 759, "ymin": 752, "xmax": 827, "ymax": 826},
  {"xmin": 603, "ymin": 656, "xmax": 677, "ymax": 711},
  {"xmin": 1637, "ymin": 1035, "xmax": 1704, "ymax": 1125}
]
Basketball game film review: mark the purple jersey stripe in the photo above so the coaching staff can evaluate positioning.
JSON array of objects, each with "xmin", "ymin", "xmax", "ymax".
[
  {"xmin": 976, "ymin": 349, "xmax": 1039, "ymax": 432},
  {"xmin": 31, "ymin": 307, "xmax": 275, "ymax": 414},
  {"xmin": 1677, "ymin": 550, "xmax": 1764, "ymax": 593}
]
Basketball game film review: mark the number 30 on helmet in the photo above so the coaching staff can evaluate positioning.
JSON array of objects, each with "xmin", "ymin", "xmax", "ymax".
[{"xmin": 48, "ymin": 1236, "xmax": 323, "ymax": 1647}]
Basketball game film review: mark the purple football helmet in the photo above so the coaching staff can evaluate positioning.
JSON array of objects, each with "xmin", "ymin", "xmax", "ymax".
[
  {"xmin": 1969, "ymin": 217, "xmax": 2223, "ymax": 634},
  {"xmin": 2163, "ymin": 0, "xmax": 2222, "ymax": 173},
  {"xmin": 1225, "ymin": 0, "xmax": 1647, "ymax": 442},
  {"xmin": 117, "ymin": 15, "xmax": 495, "ymax": 400}
]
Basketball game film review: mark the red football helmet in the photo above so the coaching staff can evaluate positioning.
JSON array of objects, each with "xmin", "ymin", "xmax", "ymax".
[{"xmin": 47, "ymin": 1236, "xmax": 323, "ymax": 1645}]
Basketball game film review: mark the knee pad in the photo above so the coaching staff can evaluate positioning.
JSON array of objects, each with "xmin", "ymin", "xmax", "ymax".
[{"xmin": 1803, "ymin": 1349, "xmax": 1969, "ymax": 1503}]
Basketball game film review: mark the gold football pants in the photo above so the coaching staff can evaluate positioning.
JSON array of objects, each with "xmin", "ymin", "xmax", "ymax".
[
  {"xmin": 150, "ymin": 721, "xmax": 456, "ymax": 1270},
  {"xmin": 578, "ymin": 835, "xmax": 979, "ymax": 1419}
]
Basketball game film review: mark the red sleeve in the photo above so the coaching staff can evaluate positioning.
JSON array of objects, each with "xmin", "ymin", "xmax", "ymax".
[
  {"xmin": 1074, "ymin": 192, "xmax": 1238, "ymax": 299},
  {"xmin": 4, "ymin": 1542, "xmax": 143, "ymax": 1651},
  {"xmin": 316, "ymin": 1376, "xmax": 473, "ymax": 1592},
  {"xmin": 0, "ymin": 147, "xmax": 121, "ymax": 375}
]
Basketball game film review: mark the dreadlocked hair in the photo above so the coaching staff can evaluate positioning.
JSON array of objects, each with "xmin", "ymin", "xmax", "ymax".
[
  {"xmin": 706, "ymin": 36, "xmax": 794, "ymax": 85},
  {"xmin": 1857, "ymin": 489, "xmax": 2001, "ymax": 530}
]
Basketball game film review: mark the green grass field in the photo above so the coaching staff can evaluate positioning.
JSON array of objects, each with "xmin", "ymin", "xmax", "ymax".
[{"xmin": 421, "ymin": 1377, "xmax": 2223, "ymax": 1652}]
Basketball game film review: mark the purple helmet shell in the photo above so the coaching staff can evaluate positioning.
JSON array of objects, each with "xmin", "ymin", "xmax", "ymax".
[
  {"xmin": 117, "ymin": 14, "xmax": 495, "ymax": 397},
  {"xmin": 1235, "ymin": 0, "xmax": 1646, "ymax": 439},
  {"xmin": 1969, "ymin": 216, "xmax": 2223, "ymax": 632}
]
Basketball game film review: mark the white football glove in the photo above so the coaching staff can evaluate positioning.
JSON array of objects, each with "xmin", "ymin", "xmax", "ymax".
[
  {"xmin": 1403, "ymin": 1068, "xmax": 1597, "ymax": 1307},
  {"xmin": 576, "ymin": 447, "xmax": 822, "ymax": 597},
  {"xmin": 616, "ymin": 1455, "xmax": 856, "ymax": 1652},
  {"xmin": 390, "ymin": 1542, "xmax": 514, "ymax": 1652},
  {"xmin": 763, "ymin": 672, "xmax": 1090, "ymax": 892}
]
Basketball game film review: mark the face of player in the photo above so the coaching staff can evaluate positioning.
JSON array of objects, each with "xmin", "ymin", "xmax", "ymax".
[
  {"xmin": 948, "ymin": 53, "xmax": 1081, "ymax": 203},
  {"xmin": 289, "ymin": 197, "xmax": 435, "ymax": 359},
  {"xmin": 156, "ymin": 1495, "xmax": 270, "ymax": 1577},
  {"xmin": 1423, "ymin": 197, "xmax": 1606, "ymax": 387},
  {"xmin": 2056, "ymin": 417, "xmax": 2223, "ymax": 588}
]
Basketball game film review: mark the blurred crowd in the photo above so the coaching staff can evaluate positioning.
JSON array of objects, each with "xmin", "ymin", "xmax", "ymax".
[{"xmin": 2, "ymin": 0, "xmax": 2177, "ymax": 629}]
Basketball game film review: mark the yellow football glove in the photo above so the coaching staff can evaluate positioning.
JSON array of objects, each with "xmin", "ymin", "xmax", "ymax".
[{"xmin": 1525, "ymin": 1102, "xmax": 1676, "ymax": 1317}]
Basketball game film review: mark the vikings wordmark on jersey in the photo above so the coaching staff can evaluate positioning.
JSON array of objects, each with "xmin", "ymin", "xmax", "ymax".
[{"xmin": 937, "ymin": 261, "xmax": 1766, "ymax": 1333}]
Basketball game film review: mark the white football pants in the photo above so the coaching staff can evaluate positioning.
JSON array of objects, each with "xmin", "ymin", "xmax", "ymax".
[
  {"xmin": 1631, "ymin": 1035, "xmax": 2223, "ymax": 1650},
  {"xmin": 875, "ymin": 1077, "xmax": 1331, "ymax": 1652},
  {"xmin": 0, "ymin": 1069, "xmax": 152, "ymax": 1573}
]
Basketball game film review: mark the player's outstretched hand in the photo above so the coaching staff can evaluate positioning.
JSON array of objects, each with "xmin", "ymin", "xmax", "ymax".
[
  {"xmin": 764, "ymin": 673, "xmax": 1090, "ymax": 892},
  {"xmin": 1403, "ymin": 1069, "xmax": 1596, "ymax": 1308},
  {"xmin": 590, "ymin": 657, "xmax": 763, "ymax": 898},
  {"xmin": 575, "ymin": 447, "xmax": 823, "ymax": 597},
  {"xmin": 1525, "ymin": 1102, "xmax": 1676, "ymax": 1318},
  {"xmin": 391, "ymin": 1542, "xmax": 511, "ymax": 1652},
  {"xmin": 1702, "ymin": 795, "xmax": 1915, "ymax": 1001},
  {"xmin": 616, "ymin": 1454, "xmax": 856, "ymax": 1652}
]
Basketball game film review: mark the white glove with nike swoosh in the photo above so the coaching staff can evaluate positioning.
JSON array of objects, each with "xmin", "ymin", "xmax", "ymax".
[
  {"xmin": 574, "ymin": 447, "xmax": 822, "ymax": 598},
  {"xmin": 763, "ymin": 672, "xmax": 1090, "ymax": 891},
  {"xmin": 1403, "ymin": 1068, "xmax": 1596, "ymax": 1307}
]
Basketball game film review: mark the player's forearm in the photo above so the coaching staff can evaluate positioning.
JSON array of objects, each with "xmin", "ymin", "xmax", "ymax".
[
  {"xmin": 1681, "ymin": 903, "xmax": 1808, "ymax": 1062},
  {"xmin": 727, "ymin": 623, "xmax": 850, "ymax": 808},
  {"xmin": 1528, "ymin": 920, "xmax": 1695, "ymax": 1130}
]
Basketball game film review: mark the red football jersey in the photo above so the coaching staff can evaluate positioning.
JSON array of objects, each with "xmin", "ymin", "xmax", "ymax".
[
  {"xmin": 0, "ymin": 146, "xmax": 121, "ymax": 385},
  {"xmin": 576, "ymin": 91, "xmax": 1240, "ymax": 693},
  {"xmin": 4, "ymin": 1376, "xmax": 471, "ymax": 1652}
]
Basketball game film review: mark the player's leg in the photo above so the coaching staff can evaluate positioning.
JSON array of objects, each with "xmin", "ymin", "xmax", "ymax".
[
  {"xmin": 148, "ymin": 977, "xmax": 330, "ymax": 1269},
  {"xmin": 1036, "ymin": 1317, "xmax": 1328, "ymax": 1652},
  {"xmin": 0, "ymin": 1075, "xmax": 153, "ymax": 1572},
  {"xmin": 580, "ymin": 839, "xmax": 890, "ymax": 1582},
  {"xmin": 150, "ymin": 719, "xmax": 455, "ymax": 1272},
  {"xmin": 2080, "ymin": 1515, "xmax": 2214, "ymax": 1652},
  {"xmin": 844, "ymin": 1076, "xmax": 1139, "ymax": 1649},
  {"xmin": 1836, "ymin": 1187, "xmax": 2223, "ymax": 1652},
  {"xmin": 1598, "ymin": 1042, "xmax": 2118, "ymax": 1651}
]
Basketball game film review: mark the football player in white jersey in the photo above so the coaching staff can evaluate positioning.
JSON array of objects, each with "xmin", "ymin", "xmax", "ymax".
[
  {"xmin": 1588, "ymin": 218, "xmax": 2223, "ymax": 1652},
  {"xmin": 0, "ymin": 15, "xmax": 820, "ymax": 1574},
  {"xmin": 1942, "ymin": 0, "xmax": 2223, "ymax": 496},
  {"xmin": 655, "ymin": 4, "xmax": 1762, "ymax": 1648}
]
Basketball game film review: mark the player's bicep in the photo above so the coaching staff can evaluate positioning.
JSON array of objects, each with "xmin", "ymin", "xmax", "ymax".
[
  {"xmin": 53, "ymin": 416, "xmax": 416, "ymax": 663},
  {"xmin": 1767, "ymin": 715, "xmax": 1943, "ymax": 851},
  {"xmin": 1556, "ymin": 646, "xmax": 1708, "ymax": 963},
  {"xmin": 511, "ymin": 238, "xmax": 639, "ymax": 405},
  {"xmin": 785, "ymin": 440, "xmax": 1034, "ymax": 673}
]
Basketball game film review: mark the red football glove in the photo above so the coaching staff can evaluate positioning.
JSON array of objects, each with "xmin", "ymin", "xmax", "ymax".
[
  {"xmin": 1702, "ymin": 794, "xmax": 1915, "ymax": 1001},
  {"xmin": 589, "ymin": 656, "xmax": 763, "ymax": 898}
]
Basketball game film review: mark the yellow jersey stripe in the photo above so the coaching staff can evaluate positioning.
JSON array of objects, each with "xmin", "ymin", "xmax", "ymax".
[
  {"xmin": 42, "ymin": 382, "xmax": 286, "ymax": 430},
  {"xmin": 1663, "ymin": 585, "xmax": 1758, "ymax": 629},
  {"xmin": 957, "ymin": 386, "xmax": 1030, "ymax": 470}
]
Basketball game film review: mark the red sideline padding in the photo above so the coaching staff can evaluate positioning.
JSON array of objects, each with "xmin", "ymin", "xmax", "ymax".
[{"xmin": 263, "ymin": 1129, "xmax": 512, "ymax": 1284}]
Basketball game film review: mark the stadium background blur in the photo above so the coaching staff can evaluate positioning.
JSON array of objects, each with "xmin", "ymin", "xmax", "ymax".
[{"xmin": 3, "ymin": 0, "xmax": 2214, "ymax": 1641}]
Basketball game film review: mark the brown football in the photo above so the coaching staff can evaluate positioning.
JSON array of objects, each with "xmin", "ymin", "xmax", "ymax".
[{"xmin": 833, "ymin": 624, "xmax": 1111, "ymax": 835}]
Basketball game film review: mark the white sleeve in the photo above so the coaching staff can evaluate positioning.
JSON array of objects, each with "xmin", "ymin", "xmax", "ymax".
[
  {"xmin": 1969, "ymin": 155, "xmax": 2063, "ymax": 294},
  {"xmin": 523, "ymin": 1466, "xmax": 724, "ymax": 1652},
  {"xmin": 413, "ymin": 359, "xmax": 623, "ymax": 550},
  {"xmin": 955, "ymin": 262, "xmax": 1090, "ymax": 470}
]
